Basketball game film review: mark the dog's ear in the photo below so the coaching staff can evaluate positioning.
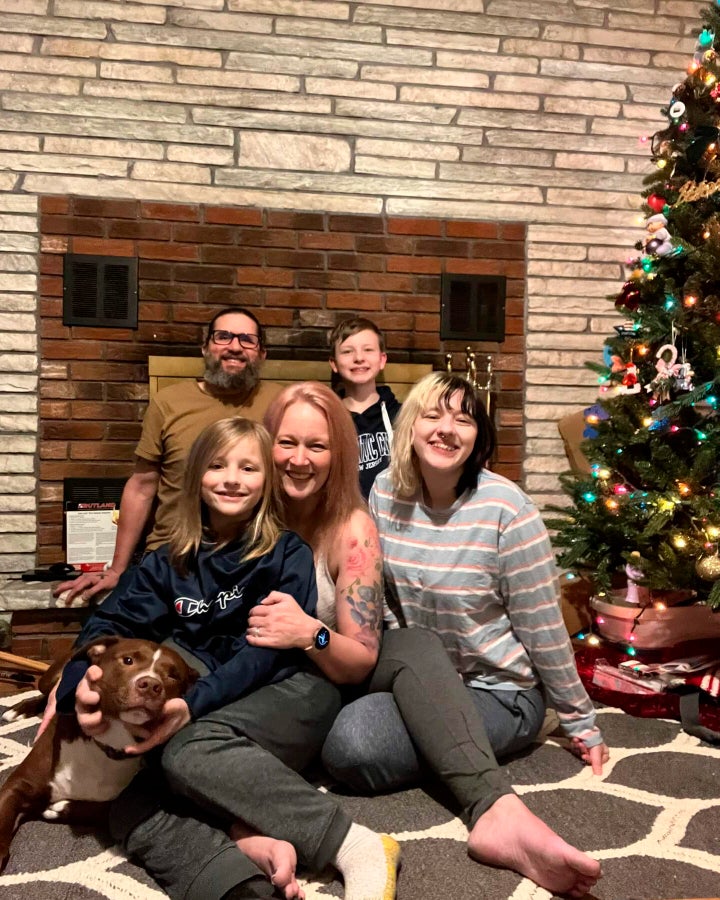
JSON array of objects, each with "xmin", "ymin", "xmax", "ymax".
[{"xmin": 71, "ymin": 634, "xmax": 122, "ymax": 665}]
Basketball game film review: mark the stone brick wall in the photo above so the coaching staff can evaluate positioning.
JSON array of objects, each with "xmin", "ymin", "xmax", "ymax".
[{"xmin": 0, "ymin": 0, "xmax": 705, "ymax": 572}]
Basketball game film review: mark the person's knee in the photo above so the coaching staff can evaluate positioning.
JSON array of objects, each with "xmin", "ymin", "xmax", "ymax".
[
  {"xmin": 322, "ymin": 693, "xmax": 419, "ymax": 793},
  {"xmin": 161, "ymin": 720, "xmax": 206, "ymax": 785},
  {"xmin": 382, "ymin": 625, "xmax": 445, "ymax": 658}
]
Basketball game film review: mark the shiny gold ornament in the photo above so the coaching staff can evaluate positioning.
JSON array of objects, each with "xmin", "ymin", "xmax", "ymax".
[{"xmin": 695, "ymin": 554, "xmax": 720, "ymax": 581}]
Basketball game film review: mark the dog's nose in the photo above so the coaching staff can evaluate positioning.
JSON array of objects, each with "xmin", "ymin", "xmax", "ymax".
[{"xmin": 135, "ymin": 676, "xmax": 162, "ymax": 697}]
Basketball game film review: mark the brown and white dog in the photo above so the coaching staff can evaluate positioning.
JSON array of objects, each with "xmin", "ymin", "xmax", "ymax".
[{"xmin": 0, "ymin": 636, "xmax": 197, "ymax": 871}]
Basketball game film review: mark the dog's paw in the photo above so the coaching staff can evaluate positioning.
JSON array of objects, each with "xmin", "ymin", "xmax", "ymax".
[
  {"xmin": 2, "ymin": 696, "xmax": 43, "ymax": 723},
  {"xmin": 42, "ymin": 800, "xmax": 70, "ymax": 821}
]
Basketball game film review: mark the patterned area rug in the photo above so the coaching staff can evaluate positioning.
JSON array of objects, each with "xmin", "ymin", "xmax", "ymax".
[{"xmin": 0, "ymin": 692, "xmax": 719, "ymax": 900}]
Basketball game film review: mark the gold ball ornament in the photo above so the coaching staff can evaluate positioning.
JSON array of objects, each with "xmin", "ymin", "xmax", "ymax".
[{"xmin": 695, "ymin": 554, "xmax": 720, "ymax": 581}]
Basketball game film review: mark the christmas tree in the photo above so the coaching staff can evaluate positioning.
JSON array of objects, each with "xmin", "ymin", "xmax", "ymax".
[{"xmin": 547, "ymin": 3, "xmax": 720, "ymax": 611}]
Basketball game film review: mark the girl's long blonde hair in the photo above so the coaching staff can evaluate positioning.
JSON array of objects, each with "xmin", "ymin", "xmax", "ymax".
[
  {"xmin": 263, "ymin": 382, "xmax": 365, "ymax": 555},
  {"xmin": 169, "ymin": 417, "xmax": 283, "ymax": 573}
]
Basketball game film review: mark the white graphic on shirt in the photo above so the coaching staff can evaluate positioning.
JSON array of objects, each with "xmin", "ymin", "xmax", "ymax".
[
  {"xmin": 358, "ymin": 431, "xmax": 390, "ymax": 468},
  {"xmin": 174, "ymin": 584, "xmax": 244, "ymax": 617}
]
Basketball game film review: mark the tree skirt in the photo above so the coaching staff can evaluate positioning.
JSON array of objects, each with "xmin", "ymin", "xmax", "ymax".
[{"xmin": 1, "ymin": 692, "xmax": 719, "ymax": 900}]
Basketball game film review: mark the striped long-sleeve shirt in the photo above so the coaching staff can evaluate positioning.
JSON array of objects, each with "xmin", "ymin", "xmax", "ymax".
[{"xmin": 369, "ymin": 468, "xmax": 602, "ymax": 746}]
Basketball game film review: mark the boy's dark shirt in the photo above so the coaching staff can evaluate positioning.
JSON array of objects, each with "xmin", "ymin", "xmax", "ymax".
[
  {"xmin": 342, "ymin": 385, "xmax": 401, "ymax": 499},
  {"xmin": 57, "ymin": 531, "xmax": 316, "ymax": 721}
]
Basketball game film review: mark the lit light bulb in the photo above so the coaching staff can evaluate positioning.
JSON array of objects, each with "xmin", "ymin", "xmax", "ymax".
[
  {"xmin": 605, "ymin": 498, "xmax": 619, "ymax": 510},
  {"xmin": 684, "ymin": 295, "xmax": 698, "ymax": 307},
  {"xmin": 673, "ymin": 535, "xmax": 688, "ymax": 549},
  {"xmin": 677, "ymin": 482, "xmax": 691, "ymax": 495},
  {"xmin": 588, "ymin": 635, "xmax": 600, "ymax": 646},
  {"xmin": 655, "ymin": 602, "xmax": 667, "ymax": 611},
  {"xmin": 643, "ymin": 417, "xmax": 653, "ymax": 427}
]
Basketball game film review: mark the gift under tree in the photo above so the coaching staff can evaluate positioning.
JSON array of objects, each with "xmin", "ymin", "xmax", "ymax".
[{"xmin": 547, "ymin": 4, "xmax": 720, "ymax": 662}]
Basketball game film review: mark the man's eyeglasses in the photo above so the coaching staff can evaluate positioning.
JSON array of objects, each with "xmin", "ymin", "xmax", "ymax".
[{"xmin": 209, "ymin": 330, "xmax": 260, "ymax": 349}]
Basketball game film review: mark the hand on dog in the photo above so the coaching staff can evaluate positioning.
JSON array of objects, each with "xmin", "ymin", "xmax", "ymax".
[
  {"xmin": 124, "ymin": 698, "xmax": 190, "ymax": 755},
  {"xmin": 75, "ymin": 665, "xmax": 110, "ymax": 738}
]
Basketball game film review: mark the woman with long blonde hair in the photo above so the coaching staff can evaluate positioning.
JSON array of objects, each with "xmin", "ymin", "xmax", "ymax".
[{"xmin": 322, "ymin": 372, "xmax": 610, "ymax": 899}]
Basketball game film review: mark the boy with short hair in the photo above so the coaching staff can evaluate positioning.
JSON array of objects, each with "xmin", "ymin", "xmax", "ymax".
[{"xmin": 329, "ymin": 316, "xmax": 401, "ymax": 498}]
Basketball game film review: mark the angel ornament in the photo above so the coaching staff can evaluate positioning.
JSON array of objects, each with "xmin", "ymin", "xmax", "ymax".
[{"xmin": 645, "ymin": 343, "xmax": 681, "ymax": 401}]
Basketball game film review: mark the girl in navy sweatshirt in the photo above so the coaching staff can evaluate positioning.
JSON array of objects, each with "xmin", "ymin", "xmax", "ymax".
[{"xmin": 57, "ymin": 416, "xmax": 398, "ymax": 900}]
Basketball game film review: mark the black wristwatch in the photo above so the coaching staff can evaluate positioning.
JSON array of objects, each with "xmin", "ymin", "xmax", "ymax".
[
  {"xmin": 314, "ymin": 625, "xmax": 330, "ymax": 650},
  {"xmin": 304, "ymin": 623, "xmax": 330, "ymax": 652}
]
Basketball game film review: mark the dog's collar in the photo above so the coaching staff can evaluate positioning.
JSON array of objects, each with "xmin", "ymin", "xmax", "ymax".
[{"xmin": 93, "ymin": 739, "xmax": 133, "ymax": 760}]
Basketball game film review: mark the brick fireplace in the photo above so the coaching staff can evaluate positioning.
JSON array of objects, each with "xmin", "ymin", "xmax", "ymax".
[{"xmin": 38, "ymin": 196, "xmax": 527, "ymax": 566}]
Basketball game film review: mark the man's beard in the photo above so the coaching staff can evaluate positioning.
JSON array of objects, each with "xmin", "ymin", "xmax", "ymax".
[{"xmin": 202, "ymin": 351, "xmax": 261, "ymax": 393}]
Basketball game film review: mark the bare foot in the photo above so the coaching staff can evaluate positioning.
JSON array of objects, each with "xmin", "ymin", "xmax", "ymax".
[
  {"xmin": 230, "ymin": 822, "xmax": 305, "ymax": 900},
  {"xmin": 468, "ymin": 793, "xmax": 601, "ymax": 898}
]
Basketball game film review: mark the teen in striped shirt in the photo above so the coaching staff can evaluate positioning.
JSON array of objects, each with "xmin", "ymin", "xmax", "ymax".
[{"xmin": 326, "ymin": 372, "xmax": 608, "ymax": 898}]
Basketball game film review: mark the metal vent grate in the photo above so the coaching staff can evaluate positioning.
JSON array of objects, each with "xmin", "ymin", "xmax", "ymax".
[
  {"xmin": 63, "ymin": 478, "xmax": 126, "ymax": 509},
  {"xmin": 63, "ymin": 254, "xmax": 138, "ymax": 328},
  {"xmin": 440, "ymin": 274, "xmax": 506, "ymax": 342}
]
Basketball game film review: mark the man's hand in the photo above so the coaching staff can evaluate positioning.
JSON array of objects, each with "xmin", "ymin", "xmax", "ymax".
[
  {"xmin": 124, "ymin": 698, "xmax": 190, "ymax": 755},
  {"xmin": 53, "ymin": 568, "xmax": 121, "ymax": 607},
  {"xmin": 570, "ymin": 737, "xmax": 610, "ymax": 775},
  {"xmin": 75, "ymin": 665, "xmax": 109, "ymax": 737},
  {"xmin": 247, "ymin": 591, "xmax": 316, "ymax": 650}
]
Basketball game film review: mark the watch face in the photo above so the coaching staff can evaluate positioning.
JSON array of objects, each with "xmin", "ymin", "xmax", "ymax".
[{"xmin": 314, "ymin": 626, "xmax": 331, "ymax": 650}]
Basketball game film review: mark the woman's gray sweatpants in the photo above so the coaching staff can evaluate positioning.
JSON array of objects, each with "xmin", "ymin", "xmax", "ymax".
[{"xmin": 322, "ymin": 627, "xmax": 544, "ymax": 825}]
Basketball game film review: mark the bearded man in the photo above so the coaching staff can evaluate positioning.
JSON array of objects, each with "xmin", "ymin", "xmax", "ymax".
[{"xmin": 56, "ymin": 308, "xmax": 281, "ymax": 605}]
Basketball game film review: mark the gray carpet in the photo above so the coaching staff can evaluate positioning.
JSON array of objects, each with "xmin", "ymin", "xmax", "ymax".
[{"xmin": 0, "ymin": 693, "xmax": 719, "ymax": 900}]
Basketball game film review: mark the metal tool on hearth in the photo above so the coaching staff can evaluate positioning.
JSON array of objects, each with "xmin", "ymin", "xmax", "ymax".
[{"xmin": 444, "ymin": 348, "xmax": 494, "ymax": 415}]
